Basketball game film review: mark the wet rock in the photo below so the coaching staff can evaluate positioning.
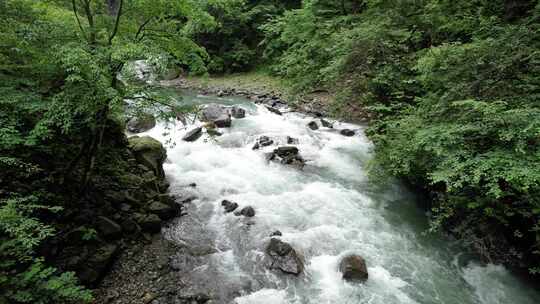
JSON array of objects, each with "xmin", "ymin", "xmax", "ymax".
[
  {"xmin": 183, "ymin": 127, "xmax": 202, "ymax": 142},
  {"xmin": 340, "ymin": 129, "xmax": 355, "ymax": 137},
  {"xmin": 142, "ymin": 292, "xmax": 157, "ymax": 304},
  {"xmin": 201, "ymin": 104, "xmax": 231, "ymax": 128},
  {"xmin": 230, "ymin": 106, "xmax": 246, "ymax": 119},
  {"xmin": 96, "ymin": 216, "xmax": 122, "ymax": 239},
  {"xmin": 235, "ymin": 206, "xmax": 255, "ymax": 217},
  {"xmin": 207, "ymin": 129, "xmax": 223, "ymax": 137},
  {"xmin": 134, "ymin": 213, "xmax": 162, "ymax": 233},
  {"xmin": 307, "ymin": 121, "xmax": 319, "ymax": 130},
  {"xmin": 221, "ymin": 200, "xmax": 239, "ymax": 213},
  {"xmin": 177, "ymin": 293, "xmax": 211, "ymax": 304},
  {"xmin": 266, "ymin": 238, "xmax": 304, "ymax": 275},
  {"xmin": 158, "ymin": 180, "xmax": 170, "ymax": 192},
  {"xmin": 264, "ymin": 152, "xmax": 275, "ymax": 162},
  {"xmin": 148, "ymin": 201, "xmax": 177, "ymax": 220},
  {"xmin": 252, "ymin": 136, "xmax": 274, "ymax": 150},
  {"xmin": 321, "ymin": 119, "xmax": 333, "ymax": 128},
  {"xmin": 270, "ymin": 230, "xmax": 282, "ymax": 237},
  {"xmin": 78, "ymin": 243, "xmax": 119, "ymax": 285},
  {"xmin": 129, "ymin": 60, "xmax": 153, "ymax": 83},
  {"xmin": 265, "ymin": 106, "xmax": 282, "ymax": 115},
  {"xmin": 266, "ymin": 146, "xmax": 306, "ymax": 168},
  {"xmin": 128, "ymin": 136, "xmax": 167, "ymax": 179},
  {"xmin": 121, "ymin": 218, "xmax": 139, "ymax": 234},
  {"xmin": 127, "ymin": 113, "xmax": 156, "ymax": 133},
  {"xmin": 287, "ymin": 136, "xmax": 299, "ymax": 145},
  {"xmin": 274, "ymin": 146, "xmax": 299, "ymax": 157},
  {"xmin": 339, "ymin": 255, "xmax": 368, "ymax": 283}
]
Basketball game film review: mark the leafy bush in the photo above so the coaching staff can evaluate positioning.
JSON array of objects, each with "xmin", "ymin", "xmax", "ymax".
[{"xmin": 0, "ymin": 197, "xmax": 93, "ymax": 304}]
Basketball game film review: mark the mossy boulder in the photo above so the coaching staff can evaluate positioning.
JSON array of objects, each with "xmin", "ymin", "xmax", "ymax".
[
  {"xmin": 128, "ymin": 136, "xmax": 167, "ymax": 179},
  {"xmin": 127, "ymin": 113, "xmax": 156, "ymax": 133}
]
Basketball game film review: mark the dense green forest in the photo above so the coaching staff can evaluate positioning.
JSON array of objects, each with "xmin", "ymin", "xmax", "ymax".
[{"xmin": 1, "ymin": 0, "xmax": 539, "ymax": 302}]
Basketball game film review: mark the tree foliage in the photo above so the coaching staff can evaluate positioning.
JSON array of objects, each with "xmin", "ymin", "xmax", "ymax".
[{"xmin": 0, "ymin": 0, "xmax": 216, "ymax": 302}]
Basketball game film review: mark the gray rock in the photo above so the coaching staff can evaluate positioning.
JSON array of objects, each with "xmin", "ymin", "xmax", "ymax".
[
  {"xmin": 134, "ymin": 213, "xmax": 162, "ymax": 233},
  {"xmin": 340, "ymin": 129, "xmax": 355, "ymax": 137},
  {"xmin": 127, "ymin": 113, "xmax": 156, "ymax": 133},
  {"xmin": 270, "ymin": 230, "xmax": 282, "ymax": 237},
  {"xmin": 265, "ymin": 106, "xmax": 282, "ymax": 115},
  {"xmin": 221, "ymin": 200, "xmax": 239, "ymax": 213},
  {"xmin": 265, "ymin": 146, "xmax": 306, "ymax": 168},
  {"xmin": 96, "ymin": 216, "xmax": 122, "ymax": 239},
  {"xmin": 252, "ymin": 136, "xmax": 274, "ymax": 150},
  {"xmin": 201, "ymin": 104, "xmax": 231, "ymax": 128},
  {"xmin": 183, "ymin": 127, "xmax": 202, "ymax": 142},
  {"xmin": 128, "ymin": 136, "xmax": 167, "ymax": 179},
  {"xmin": 148, "ymin": 201, "xmax": 177, "ymax": 220},
  {"xmin": 121, "ymin": 218, "xmax": 139, "ymax": 233},
  {"xmin": 307, "ymin": 121, "xmax": 319, "ymax": 130},
  {"xmin": 274, "ymin": 146, "xmax": 299, "ymax": 157},
  {"xmin": 230, "ymin": 106, "xmax": 246, "ymax": 119},
  {"xmin": 78, "ymin": 243, "xmax": 119, "ymax": 285},
  {"xmin": 207, "ymin": 129, "xmax": 223, "ymax": 137},
  {"xmin": 236, "ymin": 206, "xmax": 255, "ymax": 217},
  {"xmin": 321, "ymin": 119, "xmax": 333, "ymax": 128},
  {"xmin": 286, "ymin": 136, "xmax": 299, "ymax": 144},
  {"xmin": 339, "ymin": 255, "xmax": 368, "ymax": 283},
  {"xmin": 266, "ymin": 238, "xmax": 304, "ymax": 275}
]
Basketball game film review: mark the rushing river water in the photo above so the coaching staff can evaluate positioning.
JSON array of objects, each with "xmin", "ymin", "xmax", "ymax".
[{"xmin": 140, "ymin": 92, "xmax": 540, "ymax": 304}]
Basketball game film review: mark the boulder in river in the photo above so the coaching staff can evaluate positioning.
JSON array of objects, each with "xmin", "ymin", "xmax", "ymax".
[
  {"xmin": 321, "ymin": 119, "xmax": 333, "ymax": 128},
  {"xmin": 128, "ymin": 136, "xmax": 167, "ymax": 179},
  {"xmin": 271, "ymin": 146, "xmax": 305, "ymax": 168},
  {"xmin": 266, "ymin": 238, "xmax": 304, "ymax": 275},
  {"xmin": 201, "ymin": 104, "xmax": 231, "ymax": 128},
  {"xmin": 183, "ymin": 127, "xmax": 203, "ymax": 142},
  {"xmin": 147, "ymin": 201, "xmax": 177, "ymax": 220},
  {"xmin": 235, "ymin": 206, "xmax": 255, "ymax": 217},
  {"xmin": 230, "ymin": 106, "xmax": 246, "ymax": 119},
  {"xmin": 340, "ymin": 129, "xmax": 355, "ymax": 137},
  {"xmin": 207, "ymin": 128, "xmax": 223, "ymax": 137},
  {"xmin": 252, "ymin": 136, "xmax": 274, "ymax": 150},
  {"xmin": 287, "ymin": 136, "xmax": 299, "ymax": 145},
  {"xmin": 307, "ymin": 121, "xmax": 319, "ymax": 130},
  {"xmin": 221, "ymin": 200, "xmax": 239, "ymax": 213},
  {"xmin": 265, "ymin": 106, "xmax": 283, "ymax": 116},
  {"xmin": 271, "ymin": 230, "xmax": 282, "ymax": 237},
  {"xmin": 339, "ymin": 254, "xmax": 368, "ymax": 283},
  {"xmin": 127, "ymin": 113, "xmax": 156, "ymax": 133}
]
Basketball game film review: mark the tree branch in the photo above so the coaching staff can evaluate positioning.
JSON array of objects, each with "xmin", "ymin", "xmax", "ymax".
[
  {"xmin": 135, "ymin": 17, "xmax": 154, "ymax": 42},
  {"xmin": 71, "ymin": 0, "xmax": 88, "ymax": 41},
  {"xmin": 81, "ymin": 0, "xmax": 95, "ymax": 45},
  {"xmin": 108, "ymin": 0, "xmax": 124, "ymax": 45}
]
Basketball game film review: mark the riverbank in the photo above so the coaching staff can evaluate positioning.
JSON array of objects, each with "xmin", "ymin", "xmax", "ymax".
[{"xmin": 161, "ymin": 72, "xmax": 370, "ymax": 123}]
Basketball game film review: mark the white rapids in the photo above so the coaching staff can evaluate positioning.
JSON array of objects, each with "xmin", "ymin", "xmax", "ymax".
[{"xmin": 139, "ymin": 92, "xmax": 540, "ymax": 304}]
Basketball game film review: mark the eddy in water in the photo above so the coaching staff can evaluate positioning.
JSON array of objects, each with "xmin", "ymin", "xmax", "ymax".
[{"xmin": 139, "ymin": 92, "xmax": 540, "ymax": 304}]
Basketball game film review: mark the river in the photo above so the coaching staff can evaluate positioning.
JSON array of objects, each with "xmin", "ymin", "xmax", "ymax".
[{"xmin": 139, "ymin": 91, "xmax": 540, "ymax": 304}]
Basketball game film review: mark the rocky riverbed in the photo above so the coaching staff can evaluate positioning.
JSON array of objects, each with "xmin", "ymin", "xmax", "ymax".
[{"xmin": 92, "ymin": 88, "xmax": 540, "ymax": 304}]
